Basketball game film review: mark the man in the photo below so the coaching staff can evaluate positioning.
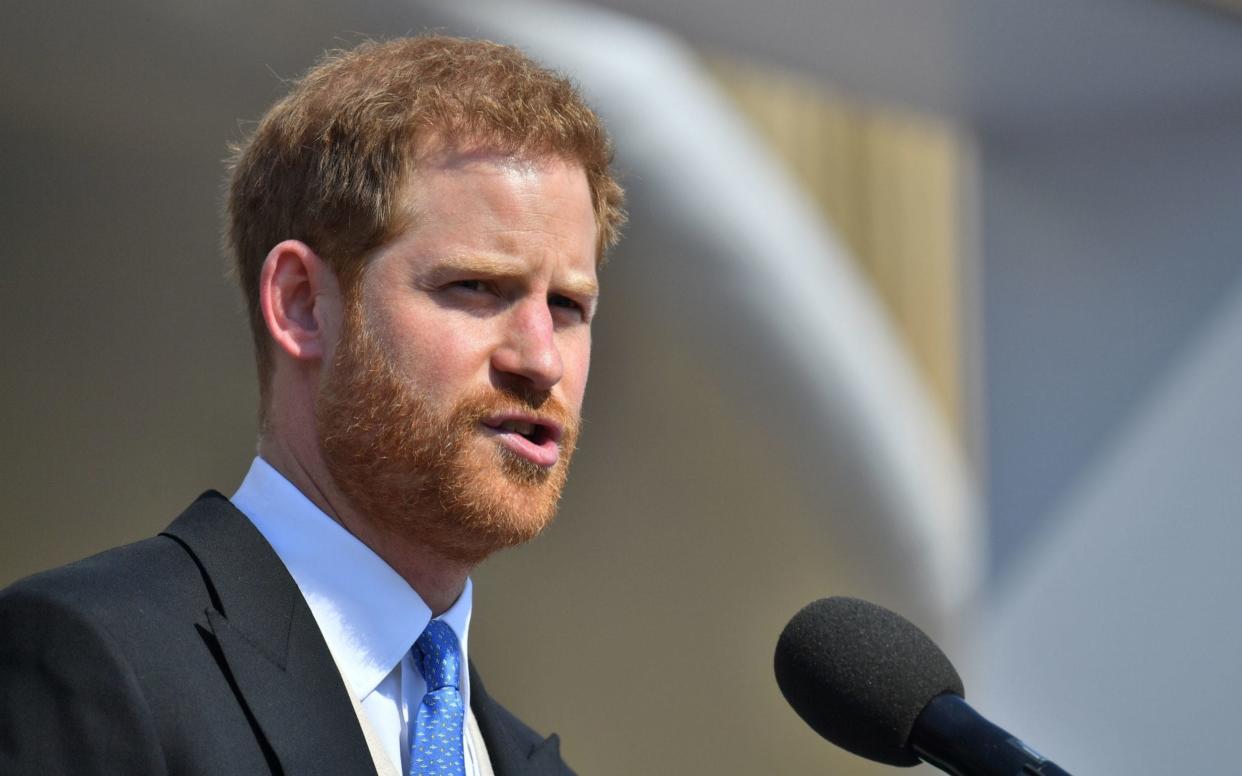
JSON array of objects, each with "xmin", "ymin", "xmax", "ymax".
[{"xmin": 0, "ymin": 36, "xmax": 624, "ymax": 775}]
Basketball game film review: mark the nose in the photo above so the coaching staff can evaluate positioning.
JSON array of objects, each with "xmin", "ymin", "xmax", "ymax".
[{"xmin": 490, "ymin": 297, "xmax": 563, "ymax": 392}]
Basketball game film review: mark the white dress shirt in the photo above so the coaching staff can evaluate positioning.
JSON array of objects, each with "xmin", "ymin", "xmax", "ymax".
[{"xmin": 231, "ymin": 457, "xmax": 482, "ymax": 775}]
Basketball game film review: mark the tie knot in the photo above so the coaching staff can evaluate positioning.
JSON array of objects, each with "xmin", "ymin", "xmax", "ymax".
[{"xmin": 414, "ymin": 619, "xmax": 461, "ymax": 692}]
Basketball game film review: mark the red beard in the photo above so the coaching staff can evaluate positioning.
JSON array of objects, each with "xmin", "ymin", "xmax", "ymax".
[{"xmin": 316, "ymin": 304, "xmax": 579, "ymax": 564}]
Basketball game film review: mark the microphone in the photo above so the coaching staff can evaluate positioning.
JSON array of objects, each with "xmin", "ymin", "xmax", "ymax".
[{"xmin": 774, "ymin": 597, "xmax": 1072, "ymax": 775}]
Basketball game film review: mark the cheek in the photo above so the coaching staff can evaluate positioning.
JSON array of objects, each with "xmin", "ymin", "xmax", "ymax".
[
  {"xmin": 405, "ymin": 334, "xmax": 492, "ymax": 392},
  {"xmin": 377, "ymin": 309, "xmax": 493, "ymax": 390},
  {"xmin": 562, "ymin": 335, "xmax": 592, "ymax": 410}
]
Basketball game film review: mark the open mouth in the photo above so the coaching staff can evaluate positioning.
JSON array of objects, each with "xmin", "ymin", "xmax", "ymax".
[
  {"xmin": 480, "ymin": 414, "xmax": 563, "ymax": 467},
  {"xmin": 491, "ymin": 418, "xmax": 556, "ymax": 446}
]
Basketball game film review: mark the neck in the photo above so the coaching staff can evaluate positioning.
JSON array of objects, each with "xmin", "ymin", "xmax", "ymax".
[{"xmin": 257, "ymin": 429, "xmax": 472, "ymax": 616}]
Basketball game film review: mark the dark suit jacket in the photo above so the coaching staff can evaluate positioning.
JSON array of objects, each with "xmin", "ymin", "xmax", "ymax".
[{"xmin": 0, "ymin": 492, "xmax": 575, "ymax": 775}]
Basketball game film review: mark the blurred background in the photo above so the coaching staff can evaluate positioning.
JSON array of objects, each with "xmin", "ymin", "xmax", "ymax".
[{"xmin": 3, "ymin": 0, "xmax": 1241, "ymax": 773}]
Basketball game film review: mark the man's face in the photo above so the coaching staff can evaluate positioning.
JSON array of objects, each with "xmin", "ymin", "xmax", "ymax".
[{"xmin": 316, "ymin": 152, "xmax": 599, "ymax": 564}]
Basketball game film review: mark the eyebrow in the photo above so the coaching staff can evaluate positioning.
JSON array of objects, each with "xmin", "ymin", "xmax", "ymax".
[{"xmin": 431, "ymin": 255, "xmax": 599, "ymax": 298}]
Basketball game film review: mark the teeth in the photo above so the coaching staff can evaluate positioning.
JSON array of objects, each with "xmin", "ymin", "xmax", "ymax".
[{"xmin": 500, "ymin": 420, "xmax": 536, "ymax": 436}]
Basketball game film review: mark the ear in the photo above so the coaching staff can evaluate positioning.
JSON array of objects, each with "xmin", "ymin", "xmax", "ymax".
[{"xmin": 258, "ymin": 240, "xmax": 342, "ymax": 363}]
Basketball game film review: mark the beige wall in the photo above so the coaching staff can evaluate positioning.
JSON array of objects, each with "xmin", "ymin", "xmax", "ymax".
[
  {"xmin": 708, "ymin": 56, "xmax": 966, "ymax": 437},
  {"xmin": 1, "ymin": 9, "xmax": 966, "ymax": 774}
]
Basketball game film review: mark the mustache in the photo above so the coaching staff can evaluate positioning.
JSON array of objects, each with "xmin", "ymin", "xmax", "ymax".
[{"xmin": 457, "ymin": 385, "xmax": 576, "ymax": 427}]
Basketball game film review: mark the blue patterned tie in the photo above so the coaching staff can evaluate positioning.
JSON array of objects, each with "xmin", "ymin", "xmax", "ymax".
[{"xmin": 410, "ymin": 620, "xmax": 466, "ymax": 776}]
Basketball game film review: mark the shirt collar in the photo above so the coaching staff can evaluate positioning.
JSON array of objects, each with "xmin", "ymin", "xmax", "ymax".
[{"xmin": 230, "ymin": 457, "xmax": 472, "ymax": 704}]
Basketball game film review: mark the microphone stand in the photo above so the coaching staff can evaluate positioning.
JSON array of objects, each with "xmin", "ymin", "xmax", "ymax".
[{"xmin": 911, "ymin": 694, "xmax": 1073, "ymax": 776}]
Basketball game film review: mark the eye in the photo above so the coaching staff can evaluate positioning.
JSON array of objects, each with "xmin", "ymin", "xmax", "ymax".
[
  {"xmin": 436, "ymin": 279, "xmax": 504, "ymax": 311},
  {"xmin": 549, "ymin": 294, "xmax": 589, "ymax": 321},
  {"xmin": 451, "ymin": 279, "xmax": 491, "ymax": 294}
]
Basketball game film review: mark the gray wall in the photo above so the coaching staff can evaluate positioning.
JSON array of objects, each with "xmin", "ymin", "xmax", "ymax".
[
  {"xmin": 979, "ymin": 254, "xmax": 1242, "ymax": 774},
  {"xmin": 981, "ymin": 108, "xmax": 1242, "ymax": 573}
]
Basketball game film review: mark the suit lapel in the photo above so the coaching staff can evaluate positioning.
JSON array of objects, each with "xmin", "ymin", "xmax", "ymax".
[
  {"xmin": 163, "ymin": 492, "xmax": 374, "ymax": 776},
  {"xmin": 469, "ymin": 664, "xmax": 568, "ymax": 776}
]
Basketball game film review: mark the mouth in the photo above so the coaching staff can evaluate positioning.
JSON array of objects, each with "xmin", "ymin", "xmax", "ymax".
[{"xmin": 480, "ymin": 414, "xmax": 564, "ymax": 468}]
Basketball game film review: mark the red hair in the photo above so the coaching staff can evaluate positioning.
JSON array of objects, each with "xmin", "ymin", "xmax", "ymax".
[{"xmin": 225, "ymin": 35, "xmax": 625, "ymax": 394}]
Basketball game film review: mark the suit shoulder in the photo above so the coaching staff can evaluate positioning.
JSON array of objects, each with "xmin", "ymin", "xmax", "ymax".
[
  {"xmin": 0, "ymin": 531, "xmax": 207, "ymax": 626},
  {"xmin": 0, "ymin": 540, "xmax": 174, "ymax": 773}
]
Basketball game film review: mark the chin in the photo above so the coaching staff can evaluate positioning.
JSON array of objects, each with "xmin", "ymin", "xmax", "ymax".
[{"xmin": 427, "ymin": 452, "xmax": 568, "ymax": 563}]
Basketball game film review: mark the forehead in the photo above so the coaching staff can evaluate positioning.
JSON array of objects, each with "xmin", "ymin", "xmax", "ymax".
[
  {"xmin": 366, "ymin": 150, "xmax": 598, "ymax": 281},
  {"xmin": 406, "ymin": 149, "xmax": 593, "ymax": 234}
]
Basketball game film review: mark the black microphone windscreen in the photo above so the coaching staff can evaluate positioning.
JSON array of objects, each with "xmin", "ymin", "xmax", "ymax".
[{"xmin": 774, "ymin": 597, "xmax": 964, "ymax": 767}]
